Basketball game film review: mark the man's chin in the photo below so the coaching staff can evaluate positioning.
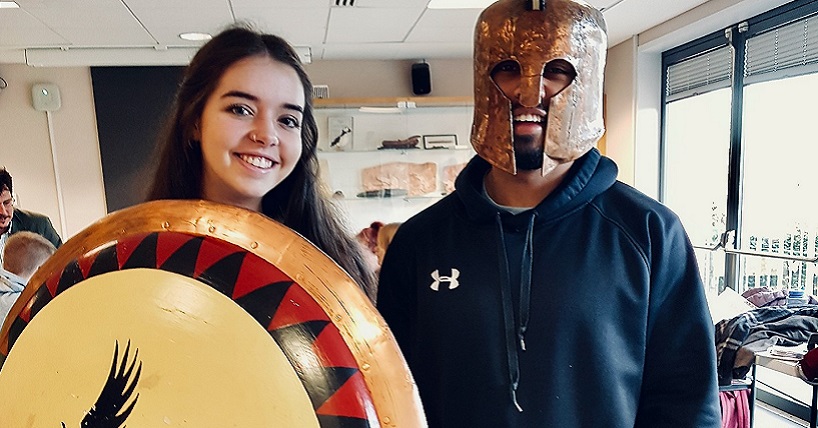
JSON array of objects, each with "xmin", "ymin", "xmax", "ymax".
[
  {"xmin": 514, "ymin": 148, "xmax": 544, "ymax": 171},
  {"xmin": 513, "ymin": 134, "xmax": 545, "ymax": 171}
]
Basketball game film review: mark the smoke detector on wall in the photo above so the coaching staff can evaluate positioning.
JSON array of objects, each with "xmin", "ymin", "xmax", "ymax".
[{"xmin": 32, "ymin": 82, "xmax": 61, "ymax": 111}]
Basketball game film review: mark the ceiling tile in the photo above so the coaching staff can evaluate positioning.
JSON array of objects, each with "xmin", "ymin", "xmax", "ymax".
[
  {"xmin": 586, "ymin": 0, "xmax": 621, "ymax": 11},
  {"xmin": 233, "ymin": 0, "xmax": 328, "ymax": 7},
  {"xmin": 321, "ymin": 42, "xmax": 472, "ymax": 60},
  {"xmin": 414, "ymin": 8, "xmax": 482, "ymax": 28},
  {"xmin": 131, "ymin": 5, "xmax": 234, "ymax": 46},
  {"xmin": 0, "ymin": 9, "xmax": 67, "ymax": 47},
  {"xmin": 407, "ymin": 9, "xmax": 480, "ymax": 43},
  {"xmin": 406, "ymin": 25, "xmax": 473, "ymax": 44},
  {"xmin": 326, "ymin": 7, "xmax": 422, "ymax": 44},
  {"xmin": 20, "ymin": 3, "xmax": 155, "ymax": 46},
  {"xmin": 234, "ymin": 7, "xmax": 330, "ymax": 45},
  {"xmin": 353, "ymin": 0, "xmax": 428, "ymax": 7},
  {"xmin": 603, "ymin": 0, "xmax": 711, "ymax": 46},
  {"xmin": 125, "ymin": 0, "xmax": 226, "ymax": 7}
]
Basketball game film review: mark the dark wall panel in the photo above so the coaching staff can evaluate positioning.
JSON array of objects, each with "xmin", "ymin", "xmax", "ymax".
[{"xmin": 91, "ymin": 66, "xmax": 183, "ymax": 212}]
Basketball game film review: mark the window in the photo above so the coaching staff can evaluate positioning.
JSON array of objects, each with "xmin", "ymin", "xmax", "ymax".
[
  {"xmin": 663, "ymin": 0, "xmax": 818, "ymax": 296},
  {"xmin": 662, "ymin": 0, "xmax": 818, "ymax": 419},
  {"xmin": 663, "ymin": 44, "xmax": 733, "ymax": 293}
]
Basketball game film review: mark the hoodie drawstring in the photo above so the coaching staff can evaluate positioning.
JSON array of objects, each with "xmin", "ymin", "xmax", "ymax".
[
  {"xmin": 496, "ymin": 212, "xmax": 538, "ymax": 413},
  {"xmin": 518, "ymin": 213, "xmax": 536, "ymax": 351}
]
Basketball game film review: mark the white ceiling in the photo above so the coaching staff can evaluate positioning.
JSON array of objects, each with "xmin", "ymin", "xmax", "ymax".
[{"xmin": 0, "ymin": 0, "xmax": 713, "ymax": 66}]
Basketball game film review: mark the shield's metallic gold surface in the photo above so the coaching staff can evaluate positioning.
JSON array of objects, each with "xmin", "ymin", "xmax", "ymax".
[
  {"xmin": 0, "ymin": 200, "xmax": 425, "ymax": 427},
  {"xmin": 471, "ymin": 0, "xmax": 607, "ymax": 175},
  {"xmin": 0, "ymin": 269, "xmax": 320, "ymax": 426}
]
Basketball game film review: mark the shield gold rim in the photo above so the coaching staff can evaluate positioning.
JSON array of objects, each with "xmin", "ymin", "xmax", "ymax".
[{"xmin": 0, "ymin": 199, "xmax": 425, "ymax": 427}]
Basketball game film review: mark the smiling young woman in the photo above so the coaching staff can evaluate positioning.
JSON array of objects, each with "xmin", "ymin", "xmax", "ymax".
[{"xmin": 147, "ymin": 26, "xmax": 376, "ymax": 302}]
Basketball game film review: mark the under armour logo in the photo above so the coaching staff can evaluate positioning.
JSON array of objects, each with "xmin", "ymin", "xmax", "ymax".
[{"xmin": 430, "ymin": 269, "xmax": 460, "ymax": 291}]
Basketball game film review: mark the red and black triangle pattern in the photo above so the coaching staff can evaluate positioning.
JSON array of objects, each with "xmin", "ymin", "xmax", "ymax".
[{"xmin": 8, "ymin": 231, "xmax": 379, "ymax": 428}]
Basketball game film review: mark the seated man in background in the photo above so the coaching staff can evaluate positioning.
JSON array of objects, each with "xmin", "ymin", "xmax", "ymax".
[
  {"xmin": 0, "ymin": 231, "xmax": 57, "ymax": 325},
  {"xmin": 0, "ymin": 168, "xmax": 62, "ymax": 268}
]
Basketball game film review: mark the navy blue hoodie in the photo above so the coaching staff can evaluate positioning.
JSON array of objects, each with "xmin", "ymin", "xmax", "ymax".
[{"xmin": 377, "ymin": 149, "xmax": 720, "ymax": 427}]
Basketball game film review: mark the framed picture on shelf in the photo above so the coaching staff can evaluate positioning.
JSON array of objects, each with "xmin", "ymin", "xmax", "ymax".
[
  {"xmin": 327, "ymin": 116, "xmax": 354, "ymax": 151},
  {"xmin": 422, "ymin": 134, "xmax": 458, "ymax": 150}
]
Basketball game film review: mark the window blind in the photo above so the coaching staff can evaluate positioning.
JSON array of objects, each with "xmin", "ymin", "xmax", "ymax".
[
  {"xmin": 666, "ymin": 45, "xmax": 733, "ymax": 102},
  {"xmin": 745, "ymin": 13, "xmax": 818, "ymax": 84}
]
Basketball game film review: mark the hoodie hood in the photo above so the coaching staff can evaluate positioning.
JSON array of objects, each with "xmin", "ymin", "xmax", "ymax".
[
  {"xmin": 455, "ymin": 148, "xmax": 617, "ymax": 222},
  {"xmin": 0, "ymin": 270, "xmax": 25, "ymax": 294},
  {"xmin": 0, "ymin": 270, "xmax": 26, "ymax": 326}
]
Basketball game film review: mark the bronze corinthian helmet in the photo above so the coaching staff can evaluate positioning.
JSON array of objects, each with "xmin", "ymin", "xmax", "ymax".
[{"xmin": 471, "ymin": 0, "xmax": 607, "ymax": 175}]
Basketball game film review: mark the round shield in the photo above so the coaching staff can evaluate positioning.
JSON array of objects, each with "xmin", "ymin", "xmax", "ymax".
[{"xmin": 0, "ymin": 200, "xmax": 425, "ymax": 427}]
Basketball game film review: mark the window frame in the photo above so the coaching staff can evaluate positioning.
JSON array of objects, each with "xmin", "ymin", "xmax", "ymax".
[{"xmin": 661, "ymin": 0, "xmax": 818, "ymax": 420}]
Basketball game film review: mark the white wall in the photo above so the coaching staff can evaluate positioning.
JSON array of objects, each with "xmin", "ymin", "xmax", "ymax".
[
  {"xmin": 0, "ymin": 64, "xmax": 106, "ymax": 240},
  {"xmin": 604, "ymin": 37, "xmax": 638, "ymax": 187},
  {"xmin": 306, "ymin": 59, "xmax": 472, "ymax": 98}
]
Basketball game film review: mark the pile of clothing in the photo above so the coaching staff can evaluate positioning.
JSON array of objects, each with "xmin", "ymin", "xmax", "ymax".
[{"xmin": 715, "ymin": 291, "xmax": 818, "ymax": 386}]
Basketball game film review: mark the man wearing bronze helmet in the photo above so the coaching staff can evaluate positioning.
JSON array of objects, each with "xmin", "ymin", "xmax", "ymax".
[{"xmin": 377, "ymin": 0, "xmax": 720, "ymax": 426}]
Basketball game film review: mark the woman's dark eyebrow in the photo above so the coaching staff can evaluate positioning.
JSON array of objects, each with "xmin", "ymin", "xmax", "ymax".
[
  {"xmin": 283, "ymin": 103, "xmax": 304, "ymax": 114},
  {"xmin": 221, "ymin": 90, "xmax": 304, "ymax": 114},
  {"xmin": 222, "ymin": 90, "xmax": 258, "ymax": 101}
]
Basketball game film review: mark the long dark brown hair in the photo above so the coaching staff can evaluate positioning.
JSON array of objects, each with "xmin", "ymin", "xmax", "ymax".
[{"xmin": 147, "ymin": 26, "xmax": 375, "ymax": 301}]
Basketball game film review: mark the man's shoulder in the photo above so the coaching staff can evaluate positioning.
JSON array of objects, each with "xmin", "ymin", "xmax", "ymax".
[
  {"xmin": 592, "ymin": 182, "xmax": 689, "ymax": 251},
  {"xmin": 597, "ymin": 181, "xmax": 679, "ymax": 220},
  {"xmin": 401, "ymin": 194, "xmax": 460, "ymax": 230},
  {"xmin": 12, "ymin": 208, "xmax": 62, "ymax": 246},
  {"xmin": 14, "ymin": 208, "xmax": 51, "ymax": 223},
  {"xmin": 13, "ymin": 208, "xmax": 56, "ymax": 233}
]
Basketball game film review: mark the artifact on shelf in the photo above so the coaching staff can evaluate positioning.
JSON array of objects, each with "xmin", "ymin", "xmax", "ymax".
[
  {"xmin": 356, "ymin": 189, "xmax": 409, "ymax": 198},
  {"xmin": 362, "ymin": 162, "xmax": 437, "ymax": 196},
  {"xmin": 442, "ymin": 162, "xmax": 468, "ymax": 195},
  {"xmin": 330, "ymin": 127, "xmax": 351, "ymax": 148},
  {"xmin": 379, "ymin": 135, "xmax": 421, "ymax": 150},
  {"xmin": 422, "ymin": 134, "xmax": 459, "ymax": 150},
  {"xmin": 327, "ymin": 116, "xmax": 354, "ymax": 151}
]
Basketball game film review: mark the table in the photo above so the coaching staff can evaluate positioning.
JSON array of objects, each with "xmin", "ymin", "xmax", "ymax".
[{"xmin": 755, "ymin": 350, "xmax": 817, "ymax": 428}]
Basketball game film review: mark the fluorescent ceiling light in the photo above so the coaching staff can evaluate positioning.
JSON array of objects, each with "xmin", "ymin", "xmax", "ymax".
[
  {"xmin": 427, "ymin": 0, "xmax": 495, "ymax": 9},
  {"xmin": 0, "ymin": 1, "xmax": 20, "ymax": 8},
  {"xmin": 179, "ymin": 32, "xmax": 212, "ymax": 41}
]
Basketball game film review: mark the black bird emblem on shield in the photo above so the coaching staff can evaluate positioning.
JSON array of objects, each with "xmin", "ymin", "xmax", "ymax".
[{"xmin": 61, "ymin": 340, "xmax": 142, "ymax": 428}]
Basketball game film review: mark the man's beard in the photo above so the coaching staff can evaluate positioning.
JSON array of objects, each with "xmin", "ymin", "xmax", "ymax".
[{"xmin": 513, "ymin": 134, "xmax": 544, "ymax": 171}]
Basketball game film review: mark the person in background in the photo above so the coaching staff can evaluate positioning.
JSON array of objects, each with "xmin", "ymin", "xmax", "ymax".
[
  {"xmin": 376, "ymin": 1, "xmax": 720, "ymax": 427},
  {"xmin": 0, "ymin": 231, "xmax": 57, "ymax": 325},
  {"xmin": 356, "ymin": 221, "xmax": 383, "ymax": 274},
  {"xmin": 146, "ymin": 26, "xmax": 376, "ymax": 302},
  {"xmin": 0, "ymin": 168, "xmax": 62, "ymax": 267},
  {"xmin": 375, "ymin": 222, "xmax": 401, "ymax": 266}
]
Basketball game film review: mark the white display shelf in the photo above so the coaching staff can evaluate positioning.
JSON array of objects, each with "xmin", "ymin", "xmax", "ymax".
[{"xmin": 315, "ymin": 100, "xmax": 474, "ymax": 232}]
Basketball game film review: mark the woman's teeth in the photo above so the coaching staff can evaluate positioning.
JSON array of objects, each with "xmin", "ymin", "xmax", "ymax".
[{"xmin": 239, "ymin": 154, "xmax": 273, "ymax": 169}]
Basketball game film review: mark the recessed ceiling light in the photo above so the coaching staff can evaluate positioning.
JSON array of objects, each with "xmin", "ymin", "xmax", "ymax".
[
  {"xmin": 0, "ymin": 1, "xmax": 20, "ymax": 8},
  {"xmin": 179, "ymin": 32, "xmax": 212, "ymax": 41},
  {"xmin": 427, "ymin": 0, "xmax": 495, "ymax": 9}
]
